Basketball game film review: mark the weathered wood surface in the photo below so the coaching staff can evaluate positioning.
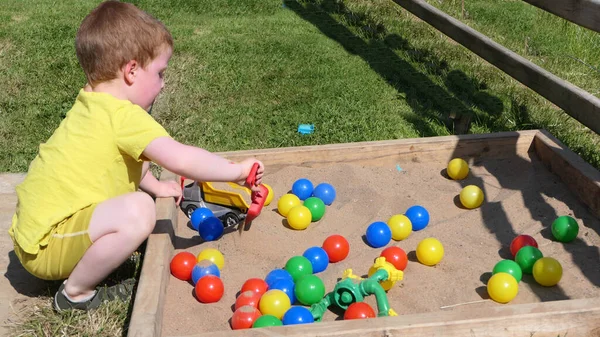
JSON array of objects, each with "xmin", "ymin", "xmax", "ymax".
[{"xmin": 522, "ymin": 0, "xmax": 600, "ymax": 33}]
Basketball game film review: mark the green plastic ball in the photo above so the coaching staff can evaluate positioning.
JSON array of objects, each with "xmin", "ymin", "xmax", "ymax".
[
  {"xmin": 252, "ymin": 314, "xmax": 283, "ymax": 328},
  {"xmin": 551, "ymin": 216, "xmax": 579, "ymax": 243},
  {"xmin": 515, "ymin": 246, "xmax": 543, "ymax": 274},
  {"xmin": 303, "ymin": 197, "xmax": 326, "ymax": 222},
  {"xmin": 284, "ymin": 256, "xmax": 313, "ymax": 282},
  {"xmin": 492, "ymin": 259, "xmax": 523, "ymax": 283},
  {"xmin": 294, "ymin": 274, "xmax": 325, "ymax": 306}
]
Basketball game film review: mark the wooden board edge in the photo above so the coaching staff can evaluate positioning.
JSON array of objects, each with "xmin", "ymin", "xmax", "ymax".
[
  {"xmin": 521, "ymin": 0, "xmax": 600, "ymax": 33},
  {"xmin": 533, "ymin": 130, "xmax": 600, "ymax": 218},
  {"xmin": 128, "ymin": 170, "xmax": 179, "ymax": 337}
]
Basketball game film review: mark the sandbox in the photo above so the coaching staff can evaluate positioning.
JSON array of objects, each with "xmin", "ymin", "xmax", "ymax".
[{"xmin": 128, "ymin": 130, "xmax": 600, "ymax": 337}]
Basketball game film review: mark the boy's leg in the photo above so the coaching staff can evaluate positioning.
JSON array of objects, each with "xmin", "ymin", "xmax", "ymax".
[{"xmin": 63, "ymin": 191, "xmax": 156, "ymax": 300}]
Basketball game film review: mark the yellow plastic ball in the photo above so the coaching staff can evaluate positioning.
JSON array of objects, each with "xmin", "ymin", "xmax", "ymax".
[
  {"xmin": 532, "ymin": 257, "xmax": 563, "ymax": 286},
  {"xmin": 277, "ymin": 193, "xmax": 301, "ymax": 217},
  {"xmin": 416, "ymin": 238, "xmax": 444, "ymax": 266},
  {"xmin": 487, "ymin": 272, "xmax": 519, "ymax": 303},
  {"xmin": 287, "ymin": 205, "xmax": 312, "ymax": 230},
  {"xmin": 263, "ymin": 184, "xmax": 274, "ymax": 206},
  {"xmin": 447, "ymin": 158, "xmax": 469, "ymax": 180},
  {"xmin": 387, "ymin": 214, "xmax": 412, "ymax": 241},
  {"xmin": 258, "ymin": 289, "xmax": 291, "ymax": 319},
  {"xmin": 196, "ymin": 248, "xmax": 225, "ymax": 270},
  {"xmin": 460, "ymin": 185, "xmax": 484, "ymax": 209}
]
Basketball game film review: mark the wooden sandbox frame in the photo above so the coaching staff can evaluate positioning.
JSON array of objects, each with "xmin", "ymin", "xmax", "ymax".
[{"xmin": 128, "ymin": 129, "xmax": 600, "ymax": 337}]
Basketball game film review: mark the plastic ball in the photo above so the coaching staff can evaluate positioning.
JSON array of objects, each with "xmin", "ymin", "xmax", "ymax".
[
  {"xmin": 292, "ymin": 178, "xmax": 314, "ymax": 200},
  {"xmin": 198, "ymin": 216, "xmax": 224, "ymax": 241},
  {"xmin": 365, "ymin": 221, "xmax": 392, "ymax": 248},
  {"xmin": 533, "ymin": 257, "xmax": 563, "ymax": 286},
  {"xmin": 380, "ymin": 246, "xmax": 408, "ymax": 271},
  {"xmin": 241, "ymin": 278, "xmax": 269, "ymax": 298},
  {"xmin": 551, "ymin": 216, "xmax": 579, "ymax": 243},
  {"xmin": 277, "ymin": 194, "xmax": 302, "ymax": 217},
  {"xmin": 282, "ymin": 306, "xmax": 314, "ymax": 325},
  {"xmin": 264, "ymin": 269, "xmax": 294, "ymax": 288},
  {"xmin": 235, "ymin": 290, "xmax": 262, "ymax": 310},
  {"xmin": 190, "ymin": 207, "xmax": 214, "ymax": 231},
  {"xmin": 344, "ymin": 302, "xmax": 376, "ymax": 320},
  {"xmin": 322, "ymin": 234, "xmax": 350, "ymax": 263},
  {"xmin": 191, "ymin": 260, "xmax": 221, "ymax": 285},
  {"xmin": 387, "ymin": 214, "xmax": 412, "ymax": 241},
  {"xmin": 302, "ymin": 246, "xmax": 329, "ymax": 273},
  {"xmin": 405, "ymin": 205, "xmax": 430, "ymax": 231},
  {"xmin": 231, "ymin": 305, "xmax": 262, "ymax": 330},
  {"xmin": 270, "ymin": 278, "xmax": 296, "ymax": 304},
  {"xmin": 285, "ymin": 256, "xmax": 313, "ymax": 282},
  {"xmin": 194, "ymin": 275, "xmax": 224, "ymax": 303},
  {"xmin": 416, "ymin": 238, "xmax": 444, "ymax": 266},
  {"xmin": 252, "ymin": 314, "xmax": 283, "ymax": 328},
  {"xmin": 263, "ymin": 184, "xmax": 274, "ymax": 206},
  {"xmin": 197, "ymin": 248, "xmax": 225, "ymax": 270},
  {"xmin": 459, "ymin": 185, "xmax": 484, "ymax": 209},
  {"xmin": 515, "ymin": 246, "xmax": 543, "ymax": 274},
  {"xmin": 303, "ymin": 197, "xmax": 326, "ymax": 222},
  {"xmin": 447, "ymin": 158, "xmax": 469, "ymax": 180},
  {"xmin": 492, "ymin": 259, "xmax": 522, "ymax": 283},
  {"xmin": 294, "ymin": 275, "xmax": 325, "ymax": 306},
  {"xmin": 510, "ymin": 235, "xmax": 538, "ymax": 258},
  {"xmin": 259, "ymin": 290, "xmax": 291, "ymax": 319},
  {"xmin": 170, "ymin": 252, "xmax": 197, "ymax": 281},
  {"xmin": 287, "ymin": 205, "xmax": 312, "ymax": 230},
  {"xmin": 487, "ymin": 272, "xmax": 518, "ymax": 303},
  {"xmin": 312, "ymin": 183, "xmax": 336, "ymax": 205}
]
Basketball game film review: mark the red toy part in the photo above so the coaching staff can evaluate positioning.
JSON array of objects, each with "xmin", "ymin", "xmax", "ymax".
[
  {"xmin": 194, "ymin": 275, "xmax": 224, "ymax": 303},
  {"xmin": 380, "ymin": 246, "xmax": 408, "ymax": 271},
  {"xmin": 510, "ymin": 235, "xmax": 538, "ymax": 257},
  {"xmin": 344, "ymin": 302, "xmax": 376, "ymax": 320},
  {"xmin": 170, "ymin": 252, "xmax": 197, "ymax": 281},
  {"xmin": 322, "ymin": 234, "xmax": 350, "ymax": 263},
  {"xmin": 235, "ymin": 290, "xmax": 261, "ymax": 311},
  {"xmin": 240, "ymin": 278, "xmax": 269, "ymax": 298},
  {"xmin": 231, "ymin": 305, "xmax": 262, "ymax": 330},
  {"xmin": 244, "ymin": 163, "xmax": 269, "ymax": 225}
]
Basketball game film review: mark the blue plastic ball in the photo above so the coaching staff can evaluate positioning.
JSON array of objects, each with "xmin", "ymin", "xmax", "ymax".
[
  {"xmin": 270, "ymin": 278, "xmax": 296, "ymax": 304},
  {"xmin": 366, "ymin": 221, "xmax": 392, "ymax": 248},
  {"xmin": 312, "ymin": 183, "xmax": 336, "ymax": 205},
  {"xmin": 198, "ymin": 216, "xmax": 224, "ymax": 241},
  {"xmin": 405, "ymin": 205, "xmax": 430, "ymax": 231},
  {"xmin": 191, "ymin": 207, "xmax": 214, "ymax": 231},
  {"xmin": 282, "ymin": 306, "xmax": 314, "ymax": 325},
  {"xmin": 292, "ymin": 178, "xmax": 314, "ymax": 201},
  {"xmin": 191, "ymin": 260, "xmax": 221, "ymax": 284},
  {"xmin": 302, "ymin": 246, "xmax": 329, "ymax": 273},
  {"xmin": 265, "ymin": 269, "xmax": 294, "ymax": 288}
]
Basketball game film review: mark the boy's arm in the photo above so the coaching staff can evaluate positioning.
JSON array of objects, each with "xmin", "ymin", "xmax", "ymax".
[
  {"xmin": 142, "ymin": 136, "xmax": 246, "ymax": 183},
  {"xmin": 139, "ymin": 162, "xmax": 162, "ymax": 197}
]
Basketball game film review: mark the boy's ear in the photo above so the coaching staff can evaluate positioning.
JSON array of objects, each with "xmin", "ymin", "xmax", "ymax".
[{"xmin": 123, "ymin": 60, "xmax": 139, "ymax": 85}]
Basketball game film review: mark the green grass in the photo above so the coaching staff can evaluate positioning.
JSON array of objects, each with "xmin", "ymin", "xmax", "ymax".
[{"xmin": 2, "ymin": 0, "xmax": 600, "ymax": 334}]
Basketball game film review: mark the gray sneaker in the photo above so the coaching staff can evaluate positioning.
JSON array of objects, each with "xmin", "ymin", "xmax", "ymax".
[{"xmin": 53, "ymin": 278, "xmax": 135, "ymax": 312}]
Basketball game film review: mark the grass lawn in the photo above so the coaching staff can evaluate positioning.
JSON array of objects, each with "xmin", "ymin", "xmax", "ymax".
[{"xmin": 2, "ymin": 0, "xmax": 600, "ymax": 335}]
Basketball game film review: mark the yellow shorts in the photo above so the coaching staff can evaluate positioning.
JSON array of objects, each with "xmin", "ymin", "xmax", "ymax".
[{"xmin": 14, "ymin": 204, "xmax": 97, "ymax": 280}]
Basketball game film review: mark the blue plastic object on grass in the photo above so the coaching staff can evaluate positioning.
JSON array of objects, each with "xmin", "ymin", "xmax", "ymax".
[{"xmin": 298, "ymin": 124, "xmax": 314, "ymax": 135}]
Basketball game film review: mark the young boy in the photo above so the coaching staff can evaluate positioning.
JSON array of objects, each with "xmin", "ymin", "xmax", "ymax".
[{"xmin": 8, "ymin": 1, "xmax": 264, "ymax": 312}]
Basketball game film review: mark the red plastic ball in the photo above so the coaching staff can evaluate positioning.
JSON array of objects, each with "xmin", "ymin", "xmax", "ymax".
[
  {"xmin": 380, "ymin": 246, "xmax": 408, "ymax": 271},
  {"xmin": 322, "ymin": 234, "xmax": 350, "ymax": 263},
  {"xmin": 344, "ymin": 302, "xmax": 376, "ymax": 320},
  {"xmin": 231, "ymin": 305, "xmax": 262, "ymax": 330},
  {"xmin": 241, "ymin": 278, "xmax": 269, "ymax": 298},
  {"xmin": 510, "ymin": 235, "xmax": 538, "ymax": 257},
  {"xmin": 194, "ymin": 275, "xmax": 224, "ymax": 303},
  {"xmin": 235, "ymin": 290, "xmax": 261, "ymax": 311},
  {"xmin": 170, "ymin": 252, "xmax": 197, "ymax": 281}
]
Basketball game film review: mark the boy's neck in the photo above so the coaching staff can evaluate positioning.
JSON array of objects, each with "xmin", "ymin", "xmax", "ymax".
[{"xmin": 84, "ymin": 79, "xmax": 129, "ymax": 101}]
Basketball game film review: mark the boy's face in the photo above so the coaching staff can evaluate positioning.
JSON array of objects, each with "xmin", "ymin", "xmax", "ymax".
[{"xmin": 132, "ymin": 46, "xmax": 172, "ymax": 112}]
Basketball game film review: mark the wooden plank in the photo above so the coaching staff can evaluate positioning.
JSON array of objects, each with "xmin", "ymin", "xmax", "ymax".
[
  {"xmin": 128, "ymin": 170, "xmax": 178, "ymax": 337},
  {"xmin": 533, "ymin": 129, "xmax": 600, "ymax": 218},
  {"xmin": 176, "ymin": 297, "xmax": 600, "ymax": 337},
  {"xmin": 522, "ymin": 0, "xmax": 600, "ymax": 33},
  {"xmin": 391, "ymin": 0, "xmax": 600, "ymax": 135},
  {"xmin": 217, "ymin": 130, "xmax": 537, "ymax": 169}
]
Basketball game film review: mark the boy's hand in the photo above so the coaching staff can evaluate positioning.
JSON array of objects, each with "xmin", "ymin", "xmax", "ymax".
[
  {"xmin": 238, "ymin": 158, "xmax": 264, "ymax": 191},
  {"xmin": 156, "ymin": 180, "xmax": 183, "ymax": 205}
]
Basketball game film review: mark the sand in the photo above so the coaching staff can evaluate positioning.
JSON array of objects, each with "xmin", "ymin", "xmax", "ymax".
[{"xmin": 161, "ymin": 152, "xmax": 600, "ymax": 336}]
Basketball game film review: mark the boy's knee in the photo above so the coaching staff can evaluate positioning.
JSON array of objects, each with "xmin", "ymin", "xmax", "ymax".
[{"xmin": 126, "ymin": 192, "xmax": 156, "ymax": 233}]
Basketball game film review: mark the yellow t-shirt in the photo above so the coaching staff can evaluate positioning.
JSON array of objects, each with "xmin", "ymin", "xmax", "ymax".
[{"xmin": 9, "ymin": 89, "xmax": 170, "ymax": 255}]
